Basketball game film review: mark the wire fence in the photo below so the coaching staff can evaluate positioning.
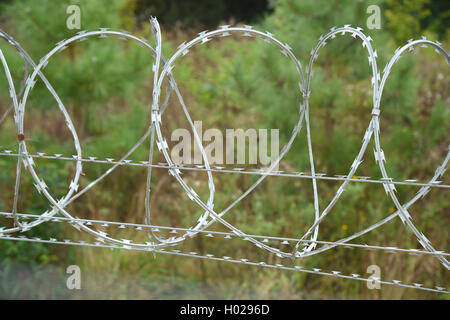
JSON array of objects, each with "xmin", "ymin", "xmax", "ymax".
[{"xmin": 0, "ymin": 18, "xmax": 448, "ymax": 294}]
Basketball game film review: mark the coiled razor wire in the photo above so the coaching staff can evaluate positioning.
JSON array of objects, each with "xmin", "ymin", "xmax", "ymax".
[{"xmin": 0, "ymin": 18, "xmax": 448, "ymax": 293}]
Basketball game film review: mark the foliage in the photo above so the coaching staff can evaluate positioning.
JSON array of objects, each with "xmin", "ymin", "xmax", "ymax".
[
  {"xmin": 385, "ymin": 0, "xmax": 450, "ymax": 43},
  {"xmin": 133, "ymin": 0, "xmax": 273, "ymax": 28},
  {"xmin": 0, "ymin": 0, "xmax": 448, "ymax": 299}
]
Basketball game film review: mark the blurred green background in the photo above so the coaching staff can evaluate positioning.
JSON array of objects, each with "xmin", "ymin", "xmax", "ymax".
[{"xmin": 0, "ymin": 0, "xmax": 448, "ymax": 299}]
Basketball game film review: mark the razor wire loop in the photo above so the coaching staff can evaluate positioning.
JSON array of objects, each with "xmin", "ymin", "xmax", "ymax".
[
  {"xmin": 150, "ymin": 21, "xmax": 450, "ymax": 268},
  {"xmin": 150, "ymin": 20, "xmax": 322, "ymax": 254},
  {"xmin": 0, "ymin": 23, "xmax": 218, "ymax": 250},
  {"xmin": 0, "ymin": 27, "xmax": 177, "ymax": 246},
  {"xmin": 0, "ymin": 29, "xmax": 83, "ymax": 233},
  {"xmin": 0, "ymin": 19, "xmax": 448, "ymax": 272},
  {"xmin": 0, "ymin": 30, "xmax": 33, "ymax": 230},
  {"xmin": 144, "ymin": 18, "xmax": 216, "ymax": 246},
  {"xmin": 0, "ymin": 30, "xmax": 31, "ymax": 229},
  {"xmin": 292, "ymin": 27, "xmax": 450, "ymax": 267},
  {"xmin": 373, "ymin": 38, "xmax": 450, "ymax": 269}
]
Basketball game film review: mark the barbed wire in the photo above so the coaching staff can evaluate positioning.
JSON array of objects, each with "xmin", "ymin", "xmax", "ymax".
[
  {"xmin": 1, "ymin": 211, "xmax": 448, "ymax": 257},
  {"xmin": 0, "ymin": 233, "xmax": 447, "ymax": 294},
  {"xmin": 0, "ymin": 18, "xmax": 448, "ymax": 293},
  {"xmin": 0, "ymin": 151, "xmax": 448, "ymax": 188}
]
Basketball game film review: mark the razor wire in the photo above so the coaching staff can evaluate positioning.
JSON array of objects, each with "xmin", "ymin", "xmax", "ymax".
[{"xmin": 0, "ymin": 18, "xmax": 448, "ymax": 293}]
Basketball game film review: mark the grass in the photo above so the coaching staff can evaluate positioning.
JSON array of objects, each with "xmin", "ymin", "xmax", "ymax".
[{"xmin": 0, "ymin": 0, "xmax": 449, "ymax": 300}]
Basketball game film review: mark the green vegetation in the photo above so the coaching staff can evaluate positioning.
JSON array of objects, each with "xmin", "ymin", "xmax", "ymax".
[{"xmin": 0, "ymin": 0, "xmax": 448, "ymax": 299}]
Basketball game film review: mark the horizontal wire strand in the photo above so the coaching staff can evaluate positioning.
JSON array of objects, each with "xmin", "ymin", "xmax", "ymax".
[{"xmin": 0, "ymin": 234, "xmax": 447, "ymax": 294}]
